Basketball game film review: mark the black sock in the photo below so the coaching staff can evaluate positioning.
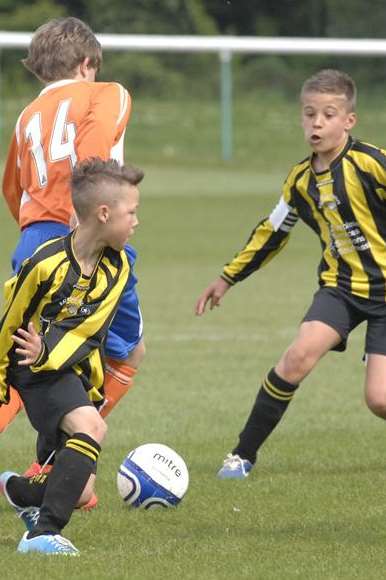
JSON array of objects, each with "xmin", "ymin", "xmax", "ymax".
[
  {"xmin": 36, "ymin": 432, "xmax": 67, "ymax": 465},
  {"xmin": 232, "ymin": 368, "xmax": 299, "ymax": 464},
  {"xmin": 28, "ymin": 432, "xmax": 101, "ymax": 538},
  {"xmin": 7, "ymin": 472, "xmax": 49, "ymax": 507}
]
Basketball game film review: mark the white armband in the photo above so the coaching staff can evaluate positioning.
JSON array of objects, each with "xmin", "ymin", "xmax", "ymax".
[{"xmin": 269, "ymin": 196, "xmax": 298, "ymax": 232}]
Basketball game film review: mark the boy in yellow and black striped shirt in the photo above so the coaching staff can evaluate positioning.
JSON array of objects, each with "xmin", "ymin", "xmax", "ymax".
[
  {"xmin": 196, "ymin": 69, "xmax": 386, "ymax": 479},
  {"xmin": 0, "ymin": 157, "xmax": 143, "ymax": 554}
]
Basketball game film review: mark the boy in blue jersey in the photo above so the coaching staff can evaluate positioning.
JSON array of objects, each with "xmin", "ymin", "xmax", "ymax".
[
  {"xmin": 0, "ymin": 157, "xmax": 143, "ymax": 555},
  {"xmin": 196, "ymin": 69, "xmax": 386, "ymax": 479}
]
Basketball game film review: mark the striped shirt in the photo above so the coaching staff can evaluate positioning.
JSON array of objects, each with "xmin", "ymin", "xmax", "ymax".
[
  {"xmin": 0, "ymin": 232, "xmax": 130, "ymax": 404},
  {"xmin": 222, "ymin": 137, "xmax": 386, "ymax": 301}
]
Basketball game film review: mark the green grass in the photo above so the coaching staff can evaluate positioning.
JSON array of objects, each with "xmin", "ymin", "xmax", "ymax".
[{"xmin": 1, "ymin": 93, "xmax": 386, "ymax": 578}]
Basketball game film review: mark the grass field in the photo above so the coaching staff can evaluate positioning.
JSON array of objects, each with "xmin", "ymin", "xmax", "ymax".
[{"xmin": 1, "ymin": 93, "xmax": 386, "ymax": 578}]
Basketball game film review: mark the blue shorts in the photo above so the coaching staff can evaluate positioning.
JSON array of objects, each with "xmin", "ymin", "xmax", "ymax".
[{"xmin": 12, "ymin": 222, "xmax": 143, "ymax": 359}]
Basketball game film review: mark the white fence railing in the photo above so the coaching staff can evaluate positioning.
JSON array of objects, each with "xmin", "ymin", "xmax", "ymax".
[
  {"xmin": 2, "ymin": 33, "xmax": 386, "ymax": 55},
  {"xmin": 1, "ymin": 33, "xmax": 386, "ymax": 159}
]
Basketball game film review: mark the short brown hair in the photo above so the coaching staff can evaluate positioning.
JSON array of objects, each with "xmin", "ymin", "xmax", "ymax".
[
  {"xmin": 22, "ymin": 17, "xmax": 102, "ymax": 82},
  {"xmin": 301, "ymin": 69, "xmax": 357, "ymax": 111},
  {"xmin": 71, "ymin": 158, "xmax": 144, "ymax": 220}
]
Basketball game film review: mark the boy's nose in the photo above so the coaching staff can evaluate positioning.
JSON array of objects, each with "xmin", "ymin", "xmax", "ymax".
[{"xmin": 313, "ymin": 115, "xmax": 323, "ymax": 127}]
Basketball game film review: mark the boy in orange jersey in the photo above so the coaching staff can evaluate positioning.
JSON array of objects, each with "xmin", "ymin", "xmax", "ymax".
[{"xmin": 1, "ymin": 17, "xmax": 145, "ymax": 499}]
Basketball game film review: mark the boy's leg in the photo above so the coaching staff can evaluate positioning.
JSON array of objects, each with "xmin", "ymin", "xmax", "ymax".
[
  {"xmin": 16, "ymin": 406, "xmax": 103, "ymax": 556},
  {"xmin": 7, "ymin": 433, "xmax": 98, "ymax": 511},
  {"xmin": 21, "ymin": 431, "xmax": 97, "ymax": 510},
  {"xmin": 0, "ymin": 387, "xmax": 24, "ymax": 433},
  {"xmin": 102, "ymin": 244, "xmax": 145, "ymax": 417},
  {"xmin": 219, "ymin": 287, "xmax": 357, "ymax": 478},
  {"xmin": 29, "ymin": 405, "xmax": 106, "ymax": 538},
  {"xmin": 363, "ymin": 308, "xmax": 386, "ymax": 418},
  {"xmin": 101, "ymin": 337, "xmax": 145, "ymax": 419},
  {"xmin": 23, "ymin": 433, "xmax": 58, "ymax": 477},
  {"xmin": 3, "ymin": 369, "xmax": 104, "ymax": 553},
  {"xmin": 365, "ymin": 354, "xmax": 386, "ymax": 418},
  {"xmin": 228, "ymin": 321, "xmax": 341, "ymax": 467},
  {"xmin": 6, "ymin": 406, "xmax": 105, "ymax": 543}
]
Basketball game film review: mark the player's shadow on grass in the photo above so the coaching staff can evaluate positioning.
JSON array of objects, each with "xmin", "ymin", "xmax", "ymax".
[
  {"xmin": 262, "ymin": 515, "xmax": 386, "ymax": 544},
  {"xmin": 0, "ymin": 536, "xmax": 20, "ymax": 550},
  {"xmin": 258, "ymin": 461, "xmax": 386, "ymax": 478}
]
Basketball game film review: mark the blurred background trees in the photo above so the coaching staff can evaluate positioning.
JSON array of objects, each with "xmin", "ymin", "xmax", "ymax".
[{"xmin": 1, "ymin": 0, "xmax": 386, "ymax": 97}]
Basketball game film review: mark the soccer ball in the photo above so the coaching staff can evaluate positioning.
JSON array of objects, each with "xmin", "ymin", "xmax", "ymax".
[{"xmin": 117, "ymin": 443, "xmax": 189, "ymax": 509}]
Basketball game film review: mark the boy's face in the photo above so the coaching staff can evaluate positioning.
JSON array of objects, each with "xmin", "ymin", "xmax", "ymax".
[
  {"xmin": 301, "ymin": 91, "xmax": 356, "ymax": 160},
  {"xmin": 102, "ymin": 184, "xmax": 140, "ymax": 251}
]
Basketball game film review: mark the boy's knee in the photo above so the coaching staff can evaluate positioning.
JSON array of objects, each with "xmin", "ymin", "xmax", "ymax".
[
  {"xmin": 365, "ymin": 392, "xmax": 386, "ymax": 419},
  {"xmin": 277, "ymin": 344, "xmax": 315, "ymax": 384},
  {"xmin": 87, "ymin": 415, "xmax": 107, "ymax": 443},
  {"xmin": 73, "ymin": 414, "xmax": 107, "ymax": 444},
  {"xmin": 62, "ymin": 406, "xmax": 107, "ymax": 444},
  {"xmin": 125, "ymin": 338, "xmax": 145, "ymax": 369}
]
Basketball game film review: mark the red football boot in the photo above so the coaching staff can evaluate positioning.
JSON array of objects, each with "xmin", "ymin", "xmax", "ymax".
[{"xmin": 23, "ymin": 461, "xmax": 52, "ymax": 478}]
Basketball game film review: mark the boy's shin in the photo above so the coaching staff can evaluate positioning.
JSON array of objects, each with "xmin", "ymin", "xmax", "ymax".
[{"xmin": 99, "ymin": 358, "xmax": 137, "ymax": 418}]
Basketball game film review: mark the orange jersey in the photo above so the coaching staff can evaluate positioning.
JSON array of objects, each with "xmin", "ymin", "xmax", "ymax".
[{"xmin": 2, "ymin": 79, "xmax": 131, "ymax": 229}]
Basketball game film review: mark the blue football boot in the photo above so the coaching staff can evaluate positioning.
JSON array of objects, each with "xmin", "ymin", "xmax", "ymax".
[
  {"xmin": 17, "ymin": 532, "xmax": 79, "ymax": 556},
  {"xmin": 217, "ymin": 454, "xmax": 253, "ymax": 479},
  {"xmin": 0, "ymin": 471, "xmax": 40, "ymax": 531}
]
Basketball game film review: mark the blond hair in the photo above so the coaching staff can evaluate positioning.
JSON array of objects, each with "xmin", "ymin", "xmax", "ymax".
[
  {"xmin": 71, "ymin": 157, "xmax": 144, "ymax": 220},
  {"xmin": 22, "ymin": 17, "xmax": 102, "ymax": 82},
  {"xmin": 301, "ymin": 69, "xmax": 357, "ymax": 111}
]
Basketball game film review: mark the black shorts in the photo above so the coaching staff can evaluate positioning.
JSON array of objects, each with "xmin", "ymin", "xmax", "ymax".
[
  {"xmin": 9, "ymin": 367, "xmax": 93, "ymax": 442},
  {"xmin": 303, "ymin": 287, "xmax": 386, "ymax": 354}
]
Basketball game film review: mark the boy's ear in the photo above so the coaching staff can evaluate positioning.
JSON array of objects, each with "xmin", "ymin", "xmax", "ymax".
[
  {"xmin": 346, "ymin": 112, "xmax": 357, "ymax": 131},
  {"xmin": 97, "ymin": 205, "xmax": 109, "ymax": 224},
  {"xmin": 79, "ymin": 57, "xmax": 91, "ymax": 78}
]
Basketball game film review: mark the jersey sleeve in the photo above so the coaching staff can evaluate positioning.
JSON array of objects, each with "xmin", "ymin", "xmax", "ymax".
[
  {"xmin": 367, "ymin": 147, "xmax": 386, "ymax": 201},
  {"xmin": 2, "ymin": 131, "xmax": 23, "ymax": 222},
  {"xmin": 0, "ymin": 259, "xmax": 48, "ymax": 403},
  {"xmin": 76, "ymin": 83, "xmax": 131, "ymax": 164},
  {"xmin": 222, "ymin": 178, "xmax": 299, "ymax": 285}
]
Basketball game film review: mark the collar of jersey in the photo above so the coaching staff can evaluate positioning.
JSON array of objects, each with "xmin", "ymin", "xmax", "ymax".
[
  {"xmin": 64, "ymin": 231, "xmax": 103, "ymax": 281},
  {"xmin": 310, "ymin": 135, "xmax": 354, "ymax": 176},
  {"xmin": 39, "ymin": 79, "xmax": 79, "ymax": 97}
]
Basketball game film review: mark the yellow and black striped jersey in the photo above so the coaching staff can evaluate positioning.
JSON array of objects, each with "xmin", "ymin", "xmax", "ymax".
[
  {"xmin": 0, "ymin": 232, "xmax": 130, "ymax": 404},
  {"xmin": 222, "ymin": 137, "xmax": 386, "ymax": 301}
]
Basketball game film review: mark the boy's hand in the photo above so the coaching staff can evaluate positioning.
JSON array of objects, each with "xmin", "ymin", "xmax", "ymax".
[
  {"xmin": 195, "ymin": 277, "xmax": 231, "ymax": 316},
  {"xmin": 12, "ymin": 322, "xmax": 43, "ymax": 365}
]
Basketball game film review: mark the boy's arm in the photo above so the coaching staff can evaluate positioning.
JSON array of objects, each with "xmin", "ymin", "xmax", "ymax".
[
  {"xmin": 195, "ymin": 194, "xmax": 298, "ymax": 315},
  {"xmin": 222, "ymin": 196, "xmax": 298, "ymax": 285},
  {"xmin": 2, "ymin": 131, "xmax": 23, "ymax": 222},
  {"xmin": 369, "ymin": 147, "xmax": 386, "ymax": 201},
  {"xmin": 76, "ymin": 83, "xmax": 131, "ymax": 164},
  {"xmin": 0, "ymin": 261, "xmax": 46, "ymax": 403}
]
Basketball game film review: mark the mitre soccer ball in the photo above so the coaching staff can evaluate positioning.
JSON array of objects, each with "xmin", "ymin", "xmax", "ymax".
[{"xmin": 117, "ymin": 443, "xmax": 189, "ymax": 509}]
